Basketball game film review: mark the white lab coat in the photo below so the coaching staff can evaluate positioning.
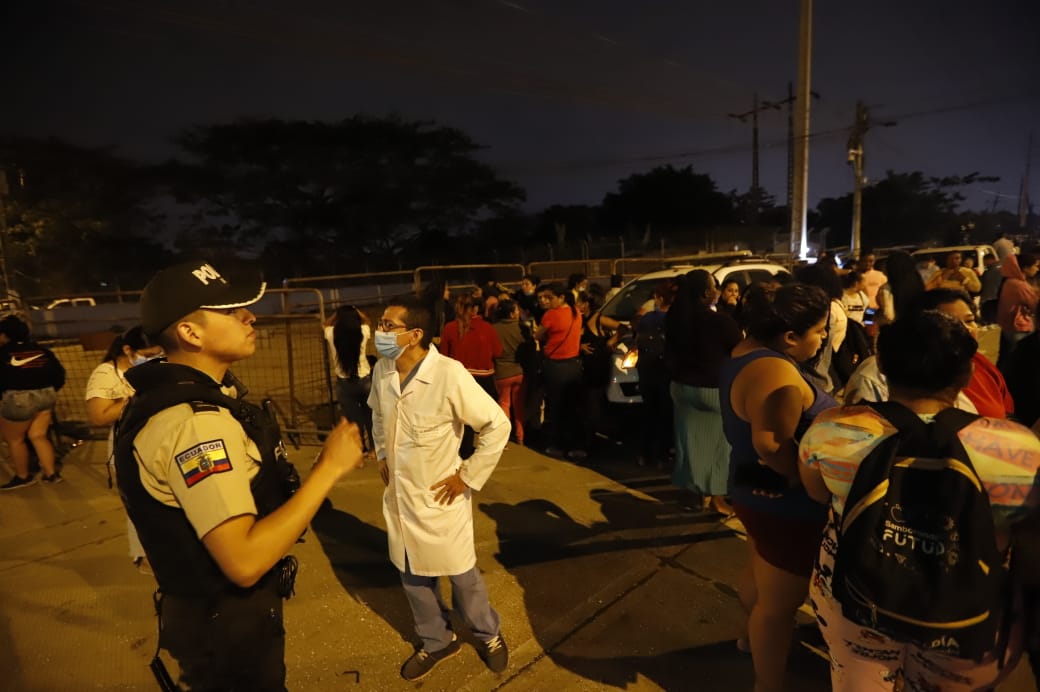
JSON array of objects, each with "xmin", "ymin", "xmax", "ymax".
[{"xmin": 368, "ymin": 344, "xmax": 510, "ymax": 576}]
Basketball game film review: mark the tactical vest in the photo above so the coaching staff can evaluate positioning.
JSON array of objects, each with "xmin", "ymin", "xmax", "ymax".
[{"xmin": 114, "ymin": 361, "xmax": 299, "ymax": 598}]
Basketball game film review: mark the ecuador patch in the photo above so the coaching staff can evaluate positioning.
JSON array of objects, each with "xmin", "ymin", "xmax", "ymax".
[{"xmin": 175, "ymin": 439, "xmax": 232, "ymax": 487}]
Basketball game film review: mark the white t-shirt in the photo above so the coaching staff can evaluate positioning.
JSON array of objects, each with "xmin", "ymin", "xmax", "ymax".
[
  {"xmin": 324, "ymin": 324, "xmax": 372, "ymax": 380},
  {"xmin": 829, "ymin": 300, "xmax": 848, "ymax": 353},
  {"xmin": 85, "ymin": 361, "xmax": 133, "ymax": 456},
  {"xmin": 841, "ymin": 290, "xmax": 868, "ymax": 324}
]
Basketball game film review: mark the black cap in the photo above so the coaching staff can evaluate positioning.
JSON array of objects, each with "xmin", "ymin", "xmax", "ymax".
[{"xmin": 141, "ymin": 260, "xmax": 266, "ymax": 338}]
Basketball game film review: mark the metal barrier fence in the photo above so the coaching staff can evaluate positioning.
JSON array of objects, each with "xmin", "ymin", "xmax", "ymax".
[
  {"xmin": 282, "ymin": 270, "xmax": 413, "ymax": 311},
  {"xmin": 30, "ymin": 251, "xmax": 807, "ymax": 446},
  {"xmin": 525, "ymin": 259, "xmax": 613, "ymax": 286},
  {"xmin": 610, "ymin": 251, "xmax": 755, "ymax": 278},
  {"xmin": 412, "ymin": 264, "xmax": 527, "ymax": 294},
  {"xmin": 45, "ymin": 289, "xmax": 335, "ymax": 446}
]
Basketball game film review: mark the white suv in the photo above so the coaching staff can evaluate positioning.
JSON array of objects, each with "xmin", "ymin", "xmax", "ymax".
[
  {"xmin": 910, "ymin": 245, "xmax": 998, "ymax": 270},
  {"xmin": 599, "ymin": 258, "xmax": 789, "ymax": 404}
]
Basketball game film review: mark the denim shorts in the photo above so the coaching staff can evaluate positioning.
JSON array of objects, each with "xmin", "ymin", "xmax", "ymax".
[{"xmin": 1, "ymin": 387, "xmax": 57, "ymax": 422}]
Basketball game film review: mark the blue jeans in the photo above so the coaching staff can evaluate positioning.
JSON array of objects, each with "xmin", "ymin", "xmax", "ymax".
[{"xmin": 400, "ymin": 558, "xmax": 501, "ymax": 652}]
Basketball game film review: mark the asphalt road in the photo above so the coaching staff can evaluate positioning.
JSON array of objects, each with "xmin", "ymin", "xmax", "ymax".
[{"xmin": 0, "ymin": 427, "xmax": 1033, "ymax": 691}]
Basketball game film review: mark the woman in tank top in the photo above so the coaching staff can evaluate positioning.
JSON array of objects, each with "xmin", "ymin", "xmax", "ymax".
[{"xmin": 718, "ymin": 282, "xmax": 835, "ymax": 692}]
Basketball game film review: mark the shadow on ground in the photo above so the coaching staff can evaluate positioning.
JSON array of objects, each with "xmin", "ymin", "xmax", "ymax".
[
  {"xmin": 309, "ymin": 502, "xmax": 416, "ymax": 646},
  {"xmin": 481, "ymin": 487, "xmax": 830, "ymax": 691}
]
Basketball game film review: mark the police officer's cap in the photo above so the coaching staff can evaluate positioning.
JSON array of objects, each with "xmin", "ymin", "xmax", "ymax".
[{"xmin": 141, "ymin": 260, "xmax": 266, "ymax": 338}]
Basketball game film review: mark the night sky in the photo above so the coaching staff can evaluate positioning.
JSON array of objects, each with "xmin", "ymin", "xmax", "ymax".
[{"xmin": 3, "ymin": 0, "xmax": 1038, "ymax": 218}]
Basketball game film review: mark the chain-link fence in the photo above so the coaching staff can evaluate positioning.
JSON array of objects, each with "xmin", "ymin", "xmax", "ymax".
[
  {"xmin": 43, "ymin": 289, "xmax": 335, "ymax": 447},
  {"xmin": 30, "ymin": 249, "xmax": 804, "ymax": 448}
]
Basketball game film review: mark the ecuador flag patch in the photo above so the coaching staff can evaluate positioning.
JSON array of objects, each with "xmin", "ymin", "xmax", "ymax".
[{"xmin": 175, "ymin": 439, "xmax": 232, "ymax": 487}]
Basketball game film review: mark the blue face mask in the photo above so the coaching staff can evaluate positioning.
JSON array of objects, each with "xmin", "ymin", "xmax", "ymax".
[
  {"xmin": 129, "ymin": 353, "xmax": 160, "ymax": 367},
  {"xmin": 374, "ymin": 331, "xmax": 405, "ymax": 360}
]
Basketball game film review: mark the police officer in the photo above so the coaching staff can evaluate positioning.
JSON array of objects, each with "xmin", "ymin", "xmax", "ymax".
[{"xmin": 114, "ymin": 260, "xmax": 362, "ymax": 691}]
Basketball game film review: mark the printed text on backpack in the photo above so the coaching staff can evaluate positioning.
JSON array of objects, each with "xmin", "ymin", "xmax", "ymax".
[{"xmin": 831, "ymin": 401, "xmax": 1006, "ymax": 660}]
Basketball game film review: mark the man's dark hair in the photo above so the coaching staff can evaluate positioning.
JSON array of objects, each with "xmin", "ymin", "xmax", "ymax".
[
  {"xmin": 740, "ymin": 283, "xmax": 830, "ymax": 341},
  {"xmin": 0, "ymin": 315, "xmax": 30, "ymax": 342},
  {"xmin": 389, "ymin": 295, "xmax": 434, "ymax": 348},
  {"xmin": 1019, "ymin": 253, "xmax": 1038, "ymax": 270},
  {"xmin": 878, "ymin": 311, "xmax": 976, "ymax": 393},
  {"xmin": 610, "ymin": 274, "xmax": 624, "ymax": 288},
  {"xmin": 907, "ymin": 288, "xmax": 974, "ymax": 315},
  {"xmin": 522, "ymin": 274, "xmax": 540, "ymax": 285},
  {"xmin": 495, "ymin": 299, "xmax": 517, "ymax": 322},
  {"xmin": 795, "ymin": 263, "xmax": 842, "ymax": 300},
  {"xmin": 103, "ymin": 325, "xmax": 151, "ymax": 363},
  {"xmin": 841, "ymin": 270, "xmax": 863, "ymax": 290}
]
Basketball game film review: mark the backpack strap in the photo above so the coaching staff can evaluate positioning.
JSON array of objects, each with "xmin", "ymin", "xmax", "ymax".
[
  {"xmin": 866, "ymin": 401, "xmax": 932, "ymax": 452},
  {"xmin": 865, "ymin": 401, "xmax": 982, "ymax": 484},
  {"xmin": 868, "ymin": 401, "xmax": 978, "ymax": 451},
  {"xmin": 842, "ymin": 401, "xmax": 980, "ymax": 532}
]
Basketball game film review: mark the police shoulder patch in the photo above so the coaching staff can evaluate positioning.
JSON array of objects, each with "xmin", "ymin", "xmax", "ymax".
[
  {"xmin": 189, "ymin": 400, "xmax": 221, "ymax": 413},
  {"xmin": 175, "ymin": 438, "xmax": 233, "ymax": 487}
]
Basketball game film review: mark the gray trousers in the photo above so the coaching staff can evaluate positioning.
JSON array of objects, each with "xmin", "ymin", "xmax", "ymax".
[{"xmin": 400, "ymin": 557, "xmax": 501, "ymax": 653}]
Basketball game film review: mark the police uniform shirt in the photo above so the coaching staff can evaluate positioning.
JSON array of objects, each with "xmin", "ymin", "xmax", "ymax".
[{"xmin": 133, "ymin": 399, "xmax": 262, "ymax": 539}]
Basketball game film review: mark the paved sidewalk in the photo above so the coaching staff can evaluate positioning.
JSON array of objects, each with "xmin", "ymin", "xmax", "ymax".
[{"xmin": 0, "ymin": 440, "xmax": 1034, "ymax": 691}]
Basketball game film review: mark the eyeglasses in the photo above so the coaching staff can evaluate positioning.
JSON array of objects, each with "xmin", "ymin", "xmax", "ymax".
[{"xmin": 377, "ymin": 320, "xmax": 410, "ymax": 332}]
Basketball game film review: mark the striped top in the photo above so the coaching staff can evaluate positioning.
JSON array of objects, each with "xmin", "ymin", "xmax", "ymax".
[{"xmin": 799, "ymin": 405, "xmax": 1040, "ymax": 529}]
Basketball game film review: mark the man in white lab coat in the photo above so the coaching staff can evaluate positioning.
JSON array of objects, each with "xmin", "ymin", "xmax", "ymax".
[{"xmin": 368, "ymin": 295, "xmax": 512, "ymax": 681}]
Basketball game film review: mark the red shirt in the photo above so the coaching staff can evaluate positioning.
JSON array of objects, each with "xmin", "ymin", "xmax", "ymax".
[
  {"xmin": 541, "ymin": 307, "xmax": 581, "ymax": 360},
  {"xmin": 963, "ymin": 352, "xmax": 1014, "ymax": 418},
  {"xmin": 440, "ymin": 316, "xmax": 502, "ymax": 376}
]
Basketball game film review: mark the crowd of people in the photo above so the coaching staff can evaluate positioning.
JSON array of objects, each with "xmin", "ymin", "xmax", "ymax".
[
  {"xmin": 653, "ymin": 240, "xmax": 1040, "ymax": 692},
  {"xmin": 5, "ymin": 240, "xmax": 1040, "ymax": 690},
  {"xmin": 401, "ymin": 241, "xmax": 1040, "ymax": 691}
]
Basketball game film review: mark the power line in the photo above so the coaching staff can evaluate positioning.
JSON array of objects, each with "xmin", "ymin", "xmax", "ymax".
[{"xmin": 492, "ymin": 93, "xmax": 1040, "ymax": 175}]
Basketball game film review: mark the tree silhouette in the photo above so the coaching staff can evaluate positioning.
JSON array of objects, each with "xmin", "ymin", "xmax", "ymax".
[
  {"xmin": 165, "ymin": 116, "xmax": 525, "ymax": 274},
  {"xmin": 0, "ymin": 136, "xmax": 171, "ymax": 296},
  {"xmin": 600, "ymin": 165, "xmax": 734, "ymax": 248},
  {"xmin": 814, "ymin": 170, "xmax": 1000, "ymax": 250}
]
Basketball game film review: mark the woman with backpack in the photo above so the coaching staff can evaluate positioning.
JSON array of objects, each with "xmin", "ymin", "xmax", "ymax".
[
  {"xmin": 794, "ymin": 263, "xmax": 847, "ymax": 395},
  {"xmin": 798, "ymin": 312, "xmax": 1040, "ymax": 691},
  {"xmin": 0, "ymin": 315, "xmax": 66, "ymax": 489}
]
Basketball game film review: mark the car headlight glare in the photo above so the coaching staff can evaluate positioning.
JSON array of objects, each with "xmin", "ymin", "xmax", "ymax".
[{"xmin": 621, "ymin": 348, "xmax": 639, "ymax": 369}]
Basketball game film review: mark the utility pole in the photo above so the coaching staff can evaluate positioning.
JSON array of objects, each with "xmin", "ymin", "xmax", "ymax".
[
  {"xmin": 789, "ymin": 0, "xmax": 813, "ymax": 258},
  {"xmin": 728, "ymin": 94, "xmax": 780, "ymax": 225},
  {"xmin": 0, "ymin": 170, "xmax": 12, "ymax": 302},
  {"xmin": 786, "ymin": 82, "xmax": 795, "ymax": 232},
  {"xmin": 1020, "ymin": 132, "xmax": 1033, "ymax": 230},
  {"xmin": 847, "ymin": 101, "xmax": 897, "ymax": 257},
  {"xmin": 760, "ymin": 83, "xmax": 819, "ymax": 236}
]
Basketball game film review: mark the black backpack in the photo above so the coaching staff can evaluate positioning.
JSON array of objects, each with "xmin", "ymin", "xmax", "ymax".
[
  {"xmin": 830, "ymin": 401, "xmax": 1007, "ymax": 661},
  {"xmin": 832, "ymin": 318, "xmax": 874, "ymax": 387}
]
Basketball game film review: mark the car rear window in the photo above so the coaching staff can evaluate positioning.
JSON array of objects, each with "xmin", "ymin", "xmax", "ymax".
[{"xmin": 600, "ymin": 279, "xmax": 660, "ymax": 322}]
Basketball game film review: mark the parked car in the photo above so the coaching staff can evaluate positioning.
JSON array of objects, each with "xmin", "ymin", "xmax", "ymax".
[
  {"xmin": 596, "ymin": 258, "xmax": 790, "ymax": 405},
  {"xmin": 41, "ymin": 297, "xmax": 97, "ymax": 310},
  {"xmin": 910, "ymin": 244, "xmax": 998, "ymax": 271}
]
